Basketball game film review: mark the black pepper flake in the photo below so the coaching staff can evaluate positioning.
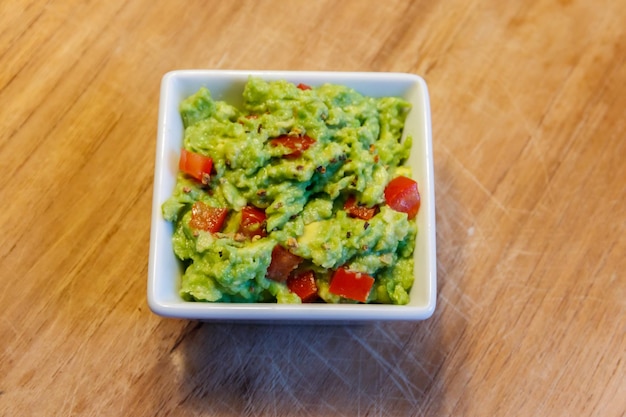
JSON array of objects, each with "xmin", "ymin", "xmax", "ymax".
[
  {"xmin": 219, "ymin": 251, "xmax": 223, "ymax": 257},
  {"xmin": 316, "ymin": 166, "xmax": 326, "ymax": 174},
  {"xmin": 346, "ymin": 231, "xmax": 351, "ymax": 238},
  {"xmin": 257, "ymin": 124, "xmax": 263, "ymax": 133},
  {"xmin": 363, "ymin": 222, "xmax": 370, "ymax": 230}
]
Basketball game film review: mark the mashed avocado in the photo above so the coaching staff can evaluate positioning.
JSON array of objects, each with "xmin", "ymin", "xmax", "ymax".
[{"xmin": 163, "ymin": 77, "xmax": 417, "ymax": 304}]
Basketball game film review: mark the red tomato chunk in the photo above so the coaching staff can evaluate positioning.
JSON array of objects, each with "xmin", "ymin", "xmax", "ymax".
[
  {"xmin": 238, "ymin": 205, "xmax": 267, "ymax": 238},
  {"xmin": 286, "ymin": 271, "xmax": 318, "ymax": 302},
  {"xmin": 189, "ymin": 202, "xmax": 228, "ymax": 233},
  {"xmin": 328, "ymin": 267, "xmax": 375, "ymax": 303},
  {"xmin": 266, "ymin": 245, "xmax": 303, "ymax": 282},
  {"xmin": 269, "ymin": 135, "xmax": 316, "ymax": 158},
  {"xmin": 296, "ymin": 83, "xmax": 312, "ymax": 90},
  {"xmin": 384, "ymin": 175, "xmax": 421, "ymax": 219},
  {"xmin": 344, "ymin": 195, "xmax": 377, "ymax": 220},
  {"xmin": 179, "ymin": 148, "xmax": 213, "ymax": 184}
]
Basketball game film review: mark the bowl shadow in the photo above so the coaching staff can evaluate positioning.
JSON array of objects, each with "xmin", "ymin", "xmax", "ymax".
[{"xmin": 165, "ymin": 319, "xmax": 445, "ymax": 416}]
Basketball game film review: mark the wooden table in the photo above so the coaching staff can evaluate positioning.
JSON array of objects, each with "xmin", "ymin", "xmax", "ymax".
[{"xmin": 1, "ymin": 0, "xmax": 624, "ymax": 415}]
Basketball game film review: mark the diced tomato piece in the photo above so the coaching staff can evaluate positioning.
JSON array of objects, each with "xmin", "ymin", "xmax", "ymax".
[
  {"xmin": 384, "ymin": 175, "xmax": 421, "ymax": 219},
  {"xmin": 344, "ymin": 195, "xmax": 377, "ymax": 220},
  {"xmin": 179, "ymin": 148, "xmax": 213, "ymax": 184},
  {"xmin": 328, "ymin": 267, "xmax": 375, "ymax": 303},
  {"xmin": 189, "ymin": 202, "xmax": 228, "ymax": 233},
  {"xmin": 238, "ymin": 205, "xmax": 267, "ymax": 238},
  {"xmin": 266, "ymin": 245, "xmax": 303, "ymax": 282},
  {"xmin": 286, "ymin": 270, "xmax": 318, "ymax": 302},
  {"xmin": 269, "ymin": 135, "xmax": 316, "ymax": 158},
  {"xmin": 296, "ymin": 83, "xmax": 312, "ymax": 90}
]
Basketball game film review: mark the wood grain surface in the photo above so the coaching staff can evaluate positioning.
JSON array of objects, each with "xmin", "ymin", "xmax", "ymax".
[{"xmin": 1, "ymin": 0, "xmax": 624, "ymax": 416}]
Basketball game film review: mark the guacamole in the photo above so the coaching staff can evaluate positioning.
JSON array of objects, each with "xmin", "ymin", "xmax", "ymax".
[{"xmin": 162, "ymin": 77, "xmax": 418, "ymax": 304}]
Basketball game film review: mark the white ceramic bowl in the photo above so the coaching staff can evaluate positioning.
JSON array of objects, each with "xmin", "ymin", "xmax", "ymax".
[{"xmin": 148, "ymin": 70, "xmax": 436, "ymax": 321}]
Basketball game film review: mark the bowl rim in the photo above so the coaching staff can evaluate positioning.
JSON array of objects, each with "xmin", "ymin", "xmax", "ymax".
[{"xmin": 148, "ymin": 69, "xmax": 436, "ymax": 321}]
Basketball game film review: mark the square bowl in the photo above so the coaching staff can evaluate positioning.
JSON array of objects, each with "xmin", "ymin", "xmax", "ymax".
[{"xmin": 148, "ymin": 70, "xmax": 436, "ymax": 321}]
